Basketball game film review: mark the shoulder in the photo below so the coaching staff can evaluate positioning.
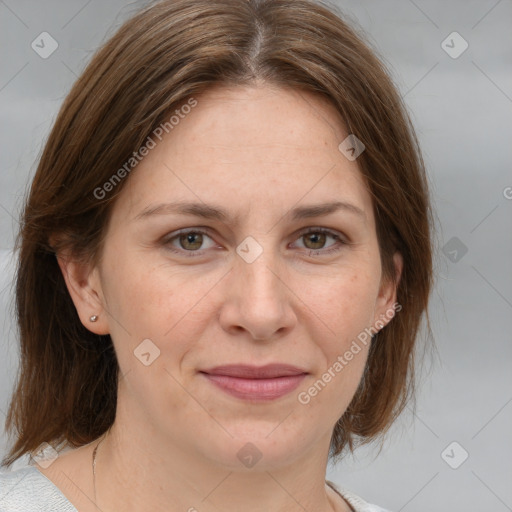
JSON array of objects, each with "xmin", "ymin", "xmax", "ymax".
[
  {"xmin": 326, "ymin": 479, "xmax": 393, "ymax": 512},
  {"xmin": 0, "ymin": 465, "xmax": 78, "ymax": 512}
]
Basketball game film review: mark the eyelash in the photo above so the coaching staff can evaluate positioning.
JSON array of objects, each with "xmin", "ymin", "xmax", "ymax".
[{"xmin": 162, "ymin": 227, "xmax": 348, "ymax": 258}]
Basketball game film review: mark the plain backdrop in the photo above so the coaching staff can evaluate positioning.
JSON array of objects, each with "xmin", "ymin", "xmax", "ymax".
[{"xmin": 1, "ymin": 0, "xmax": 511, "ymax": 510}]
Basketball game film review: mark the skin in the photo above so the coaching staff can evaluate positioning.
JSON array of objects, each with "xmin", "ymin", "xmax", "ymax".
[{"xmin": 44, "ymin": 83, "xmax": 402, "ymax": 512}]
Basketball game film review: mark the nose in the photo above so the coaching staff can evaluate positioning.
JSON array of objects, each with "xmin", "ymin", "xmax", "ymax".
[{"xmin": 218, "ymin": 249, "xmax": 297, "ymax": 341}]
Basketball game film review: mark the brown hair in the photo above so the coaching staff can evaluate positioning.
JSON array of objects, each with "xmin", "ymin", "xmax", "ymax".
[{"xmin": 2, "ymin": 0, "xmax": 433, "ymax": 467}]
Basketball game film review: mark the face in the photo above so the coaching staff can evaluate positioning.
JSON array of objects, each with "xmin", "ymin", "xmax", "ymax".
[{"xmin": 62, "ymin": 84, "xmax": 401, "ymax": 470}]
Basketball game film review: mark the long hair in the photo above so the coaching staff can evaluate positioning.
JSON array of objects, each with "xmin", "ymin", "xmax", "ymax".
[{"xmin": 2, "ymin": 0, "xmax": 433, "ymax": 467}]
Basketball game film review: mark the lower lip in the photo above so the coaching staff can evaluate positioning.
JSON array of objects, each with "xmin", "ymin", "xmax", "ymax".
[{"xmin": 201, "ymin": 373, "xmax": 307, "ymax": 401}]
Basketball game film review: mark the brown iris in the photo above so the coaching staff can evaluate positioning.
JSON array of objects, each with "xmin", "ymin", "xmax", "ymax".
[
  {"xmin": 303, "ymin": 232, "xmax": 327, "ymax": 250},
  {"xmin": 179, "ymin": 232, "xmax": 204, "ymax": 250}
]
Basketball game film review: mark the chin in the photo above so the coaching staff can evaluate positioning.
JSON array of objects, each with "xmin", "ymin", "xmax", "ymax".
[{"xmin": 195, "ymin": 421, "xmax": 315, "ymax": 471}]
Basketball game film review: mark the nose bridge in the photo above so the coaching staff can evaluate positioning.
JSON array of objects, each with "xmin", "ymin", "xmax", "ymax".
[
  {"xmin": 235, "ymin": 237, "xmax": 286, "ymax": 305},
  {"xmin": 239, "ymin": 252, "xmax": 282, "ymax": 299},
  {"xmin": 219, "ymin": 236, "xmax": 296, "ymax": 340}
]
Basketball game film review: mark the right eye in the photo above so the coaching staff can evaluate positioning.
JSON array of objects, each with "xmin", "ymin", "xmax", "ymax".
[{"xmin": 163, "ymin": 228, "xmax": 219, "ymax": 257}]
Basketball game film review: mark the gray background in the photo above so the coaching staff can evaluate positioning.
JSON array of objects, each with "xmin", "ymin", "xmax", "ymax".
[{"xmin": 1, "ymin": 0, "xmax": 511, "ymax": 510}]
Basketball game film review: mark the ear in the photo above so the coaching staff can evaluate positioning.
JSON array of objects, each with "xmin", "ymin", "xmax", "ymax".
[
  {"xmin": 53, "ymin": 243, "xmax": 110, "ymax": 336},
  {"xmin": 372, "ymin": 251, "xmax": 403, "ymax": 332}
]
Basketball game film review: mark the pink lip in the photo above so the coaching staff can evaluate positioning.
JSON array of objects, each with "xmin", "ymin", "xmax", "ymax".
[{"xmin": 200, "ymin": 364, "xmax": 308, "ymax": 401}]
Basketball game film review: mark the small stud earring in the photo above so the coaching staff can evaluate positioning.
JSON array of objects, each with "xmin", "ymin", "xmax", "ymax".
[{"xmin": 90, "ymin": 315, "xmax": 98, "ymax": 322}]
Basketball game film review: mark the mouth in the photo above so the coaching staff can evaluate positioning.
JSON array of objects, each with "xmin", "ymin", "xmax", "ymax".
[{"xmin": 199, "ymin": 364, "xmax": 308, "ymax": 401}]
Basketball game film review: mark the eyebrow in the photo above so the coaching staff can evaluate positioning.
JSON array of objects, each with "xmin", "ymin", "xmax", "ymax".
[{"xmin": 134, "ymin": 200, "xmax": 366, "ymax": 223}]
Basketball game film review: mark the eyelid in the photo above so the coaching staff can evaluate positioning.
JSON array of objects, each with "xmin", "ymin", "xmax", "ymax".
[
  {"xmin": 162, "ymin": 226, "xmax": 221, "ymax": 249},
  {"xmin": 292, "ymin": 226, "xmax": 349, "ymax": 244}
]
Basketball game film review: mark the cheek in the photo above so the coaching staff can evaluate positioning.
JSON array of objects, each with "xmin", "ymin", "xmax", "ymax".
[
  {"xmin": 302, "ymin": 273, "xmax": 376, "ymax": 417},
  {"xmin": 105, "ymin": 247, "xmax": 201, "ymax": 325},
  {"xmin": 104, "ymin": 254, "xmax": 219, "ymax": 368},
  {"xmin": 311, "ymin": 267, "xmax": 379, "ymax": 341},
  {"xmin": 103, "ymin": 257, "xmax": 206, "ymax": 409}
]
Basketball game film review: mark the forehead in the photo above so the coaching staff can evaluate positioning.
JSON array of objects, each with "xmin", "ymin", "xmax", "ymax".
[
  {"xmin": 174, "ymin": 84, "xmax": 347, "ymax": 152},
  {"xmin": 112, "ymin": 84, "xmax": 374, "ymax": 226}
]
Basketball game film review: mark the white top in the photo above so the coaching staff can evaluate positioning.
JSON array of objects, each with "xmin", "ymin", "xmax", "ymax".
[{"xmin": 0, "ymin": 466, "xmax": 391, "ymax": 512}]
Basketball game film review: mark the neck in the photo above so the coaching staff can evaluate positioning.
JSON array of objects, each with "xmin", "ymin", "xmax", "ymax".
[{"xmin": 93, "ymin": 407, "xmax": 346, "ymax": 512}]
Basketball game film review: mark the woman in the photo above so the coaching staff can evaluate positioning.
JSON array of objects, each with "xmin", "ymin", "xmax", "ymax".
[{"xmin": 0, "ymin": 0, "xmax": 433, "ymax": 511}]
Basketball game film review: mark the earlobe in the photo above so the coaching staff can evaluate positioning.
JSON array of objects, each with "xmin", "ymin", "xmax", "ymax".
[{"xmin": 54, "ymin": 250, "xmax": 110, "ymax": 335}]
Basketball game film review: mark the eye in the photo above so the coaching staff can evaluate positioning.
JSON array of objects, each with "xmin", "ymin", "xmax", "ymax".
[
  {"xmin": 162, "ymin": 226, "xmax": 348, "ymax": 258},
  {"xmin": 164, "ymin": 228, "xmax": 218, "ymax": 256},
  {"xmin": 291, "ymin": 227, "xmax": 347, "ymax": 256}
]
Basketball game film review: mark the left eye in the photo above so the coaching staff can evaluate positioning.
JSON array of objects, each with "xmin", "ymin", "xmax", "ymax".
[{"xmin": 292, "ymin": 229, "xmax": 341, "ymax": 251}]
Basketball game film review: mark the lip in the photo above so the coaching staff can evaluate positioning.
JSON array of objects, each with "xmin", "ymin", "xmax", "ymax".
[
  {"xmin": 200, "ymin": 364, "xmax": 308, "ymax": 401},
  {"xmin": 202, "ymin": 364, "xmax": 308, "ymax": 378}
]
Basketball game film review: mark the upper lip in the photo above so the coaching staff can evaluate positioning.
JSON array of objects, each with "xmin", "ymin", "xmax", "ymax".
[{"xmin": 200, "ymin": 364, "xmax": 308, "ymax": 379}]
